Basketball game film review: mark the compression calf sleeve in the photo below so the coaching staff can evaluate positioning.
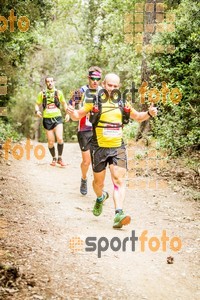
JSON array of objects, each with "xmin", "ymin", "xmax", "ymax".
[
  {"xmin": 49, "ymin": 146, "xmax": 56, "ymax": 158},
  {"xmin": 57, "ymin": 143, "xmax": 64, "ymax": 156}
]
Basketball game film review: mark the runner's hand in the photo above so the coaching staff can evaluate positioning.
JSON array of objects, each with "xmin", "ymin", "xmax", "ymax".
[
  {"xmin": 36, "ymin": 111, "xmax": 42, "ymax": 118},
  {"xmin": 65, "ymin": 114, "xmax": 70, "ymax": 122},
  {"xmin": 148, "ymin": 103, "xmax": 157, "ymax": 117},
  {"xmin": 66, "ymin": 105, "xmax": 75, "ymax": 115}
]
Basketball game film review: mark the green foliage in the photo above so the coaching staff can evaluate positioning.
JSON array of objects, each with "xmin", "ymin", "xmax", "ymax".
[
  {"xmin": 81, "ymin": 0, "xmax": 139, "ymax": 83},
  {"xmin": 63, "ymin": 120, "xmax": 78, "ymax": 142},
  {"xmin": 123, "ymin": 121, "xmax": 139, "ymax": 144},
  {"xmin": 153, "ymin": 103, "xmax": 200, "ymax": 155},
  {"xmin": 147, "ymin": 0, "xmax": 200, "ymax": 155},
  {"xmin": 0, "ymin": 0, "xmax": 54, "ymax": 81},
  {"xmin": 0, "ymin": 119, "xmax": 22, "ymax": 142},
  {"xmin": 8, "ymin": 85, "xmax": 36, "ymax": 138},
  {"xmin": 0, "ymin": 0, "xmax": 55, "ymax": 138}
]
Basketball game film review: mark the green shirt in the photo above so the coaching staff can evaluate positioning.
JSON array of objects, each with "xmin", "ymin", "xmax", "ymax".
[{"xmin": 36, "ymin": 89, "xmax": 66, "ymax": 118}]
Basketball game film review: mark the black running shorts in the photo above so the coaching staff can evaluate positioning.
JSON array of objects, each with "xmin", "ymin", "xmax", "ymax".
[
  {"xmin": 43, "ymin": 116, "xmax": 63, "ymax": 130},
  {"xmin": 77, "ymin": 131, "xmax": 93, "ymax": 152},
  {"xmin": 90, "ymin": 144, "xmax": 127, "ymax": 173}
]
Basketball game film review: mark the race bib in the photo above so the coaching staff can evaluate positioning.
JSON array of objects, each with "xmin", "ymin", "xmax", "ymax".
[
  {"xmin": 46, "ymin": 103, "xmax": 59, "ymax": 114},
  {"xmin": 103, "ymin": 125, "xmax": 122, "ymax": 137}
]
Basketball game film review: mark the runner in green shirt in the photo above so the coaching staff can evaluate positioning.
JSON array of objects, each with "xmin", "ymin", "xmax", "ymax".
[{"xmin": 35, "ymin": 76, "xmax": 69, "ymax": 167}]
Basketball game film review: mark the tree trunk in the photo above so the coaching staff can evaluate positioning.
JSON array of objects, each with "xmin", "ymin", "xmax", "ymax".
[{"xmin": 136, "ymin": 0, "xmax": 163, "ymax": 141}]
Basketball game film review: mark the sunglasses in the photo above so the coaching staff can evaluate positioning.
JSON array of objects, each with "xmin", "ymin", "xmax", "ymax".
[{"xmin": 90, "ymin": 77, "xmax": 101, "ymax": 81}]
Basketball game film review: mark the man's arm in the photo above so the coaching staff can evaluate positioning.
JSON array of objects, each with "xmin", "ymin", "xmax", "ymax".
[
  {"xmin": 35, "ymin": 92, "xmax": 43, "ymax": 118},
  {"xmin": 62, "ymin": 101, "xmax": 68, "ymax": 112},
  {"xmin": 67, "ymin": 105, "xmax": 87, "ymax": 121},
  {"xmin": 58, "ymin": 90, "xmax": 70, "ymax": 122},
  {"xmin": 130, "ymin": 103, "xmax": 157, "ymax": 122},
  {"xmin": 59, "ymin": 90, "xmax": 68, "ymax": 110}
]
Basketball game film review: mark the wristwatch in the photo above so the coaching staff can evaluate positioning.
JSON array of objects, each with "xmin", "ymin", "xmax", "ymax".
[
  {"xmin": 147, "ymin": 110, "xmax": 152, "ymax": 117},
  {"xmin": 35, "ymin": 110, "xmax": 39, "ymax": 114}
]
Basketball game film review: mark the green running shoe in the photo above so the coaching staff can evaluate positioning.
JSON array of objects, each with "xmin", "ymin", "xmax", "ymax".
[
  {"xmin": 93, "ymin": 191, "xmax": 109, "ymax": 216},
  {"xmin": 113, "ymin": 211, "xmax": 131, "ymax": 228}
]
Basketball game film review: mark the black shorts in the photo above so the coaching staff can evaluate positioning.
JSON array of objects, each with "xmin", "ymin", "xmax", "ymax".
[
  {"xmin": 43, "ymin": 116, "xmax": 63, "ymax": 130},
  {"xmin": 77, "ymin": 131, "xmax": 93, "ymax": 152},
  {"xmin": 90, "ymin": 144, "xmax": 127, "ymax": 173}
]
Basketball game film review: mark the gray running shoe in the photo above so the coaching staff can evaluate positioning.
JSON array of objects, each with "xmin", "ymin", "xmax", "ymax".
[{"xmin": 80, "ymin": 178, "xmax": 87, "ymax": 195}]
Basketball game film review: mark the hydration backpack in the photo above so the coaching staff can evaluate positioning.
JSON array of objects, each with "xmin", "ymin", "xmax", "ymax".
[
  {"xmin": 89, "ymin": 92, "xmax": 130, "ymax": 128},
  {"xmin": 42, "ymin": 89, "xmax": 60, "ymax": 109}
]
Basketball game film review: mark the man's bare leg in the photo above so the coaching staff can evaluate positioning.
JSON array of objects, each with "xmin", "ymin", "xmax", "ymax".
[{"xmin": 92, "ymin": 170, "xmax": 109, "ymax": 216}]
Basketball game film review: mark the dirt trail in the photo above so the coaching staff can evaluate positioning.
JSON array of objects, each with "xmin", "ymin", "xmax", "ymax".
[{"xmin": 0, "ymin": 141, "xmax": 199, "ymax": 300}]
